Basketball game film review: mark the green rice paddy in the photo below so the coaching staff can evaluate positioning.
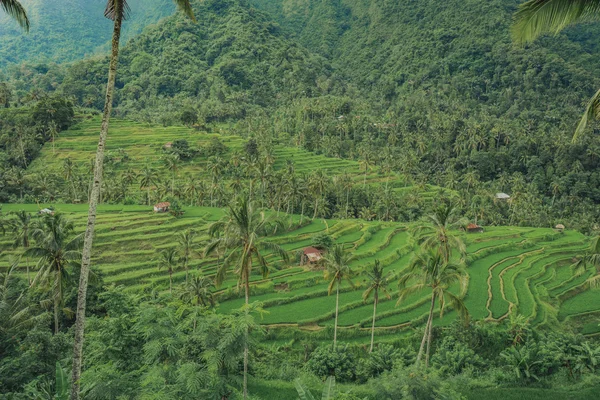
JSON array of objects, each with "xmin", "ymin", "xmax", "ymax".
[{"xmin": 1, "ymin": 203, "xmax": 597, "ymax": 340}]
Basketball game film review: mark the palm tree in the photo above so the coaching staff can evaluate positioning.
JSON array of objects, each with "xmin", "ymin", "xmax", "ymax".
[
  {"xmin": 48, "ymin": 121, "xmax": 59, "ymax": 154},
  {"xmin": 573, "ymin": 236, "xmax": 600, "ymax": 288},
  {"xmin": 25, "ymin": 213, "xmax": 82, "ymax": 335},
  {"xmin": 0, "ymin": 258, "xmax": 45, "ymax": 336},
  {"xmin": 204, "ymin": 194, "xmax": 289, "ymax": 399},
  {"xmin": 177, "ymin": 229, "xmax": 196, "ymax": 282},
  {"xmin": 156, "ymin": 247, "xmax": 179, "ymax": 293},
  {"xmin": 205, "ymin": 195, "xmax": 289, "ymax": 304},
  {"xmin": 162, "ymin": 154, "xmax": 180, "ymax": 196},
  {"xmin": 9, "ymin": 210, "xmax": 33, "ymax": 284},
  {"xmin": 363, "ymin": 260, "xmax": 392, "ymax": 353},
  {"xmin": 139, "ymin": 165, "xmax": 159, "ymax": 205},
  {"xmin": 1, "ymin": 0, "xmax": 30, "ymax": 31},
  {"xmin": 512, "ymin": 0, "xmax": 600, "ymax": 139},
  {"xmin": 398, "ymin": 249, "xmax": 469, "ymax": 368},
  {"xmin": 179, "ymin": 273, "xmax": 215, "ymax": 308},
  {"xmin": 411, "ymin": 200, "xmax": 467, "ymax": 263},
  {"xmin": 324, "ymin": 244, "xmax": 355, "ymax": 349},
  {"xmin": 71, "ymin": 3, "xmax": 195, "ymax": 397},
  {"xmin": 178, "ymin": 273, "xmax": 214, "ymax": 331}
]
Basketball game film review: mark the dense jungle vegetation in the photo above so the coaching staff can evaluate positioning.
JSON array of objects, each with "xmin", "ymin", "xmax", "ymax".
[{"xmin": 2, "ymin": 0, "xmax": 600, "ymax": 399}]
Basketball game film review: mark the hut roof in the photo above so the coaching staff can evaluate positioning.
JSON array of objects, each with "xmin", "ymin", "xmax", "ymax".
[
  {"xmin": 466, "ymin": 223, "xmax": 481, "ymax": 230},
  {"xmin": 303, "ymin": 247, "xmax": 322, "ymax": 255},
  {"xmin": 154, "ymin": 202, "xmax": 171, "ymax": 208},
  {"xmin": 495, "ymin": 192, "xmax": 511, "ymax": 199},
  {"xmin": 555, "ymin": 224, "xmax": 565, "ymax": 229}
]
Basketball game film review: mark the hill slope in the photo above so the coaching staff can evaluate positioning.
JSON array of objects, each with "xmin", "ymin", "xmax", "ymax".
[{"xmin": 0, "ymin": 0, "xmax": 176, "ymax": 67}]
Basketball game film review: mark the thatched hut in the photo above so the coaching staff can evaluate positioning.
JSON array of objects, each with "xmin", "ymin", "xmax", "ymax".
[{"xmin": 153, "ymin": 202, "xmax": 171, "ymax": 213}]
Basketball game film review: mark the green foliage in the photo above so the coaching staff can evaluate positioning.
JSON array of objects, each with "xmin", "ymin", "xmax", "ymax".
[
  {"xmin": 312, "ymin": 232, "xmax": 334, "ymax": 250},
  {"xmin": 306, "ymin": 346, "xmax": 356, "ymax": 383}
]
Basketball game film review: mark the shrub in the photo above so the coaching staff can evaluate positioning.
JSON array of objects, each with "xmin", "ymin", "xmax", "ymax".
[{"xmin": 306, "ymin": 345, "xmax": 356, "ymax": 383}]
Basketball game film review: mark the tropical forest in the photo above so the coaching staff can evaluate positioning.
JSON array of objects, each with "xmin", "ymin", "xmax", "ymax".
[{"xmin": 3, "ymin": 0, "xmax": 600, "ymax": 399}]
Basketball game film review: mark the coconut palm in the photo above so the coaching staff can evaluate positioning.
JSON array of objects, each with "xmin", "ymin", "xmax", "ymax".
[
  {"xmin": 1, "ymin": 0, "xmax": 29, "ymax": 31},
  {"xmin": 179, "ymin": 273, "xmax": 215, "ymax": 308},
  {"xmin": 324, "ymin": 244, "xmax": 355, "ymax": 349},
  {"xmin": 178, "ymin": 274, "xmax": 214, "ymax": 331},
  {"xmin": 204, "ymin": 194, "xmax": 289, "ymax": 399},
  {"xmin": 0, "ymin": 258, "xmax": 45, "ymax": 336},
  {"xmin": 162, "ymin": 154, "xmax": 180, "ymax": 196},
  {"xmin": 398, "ymin": 248, "xmax": 469, "ymax": 368},
  {"xmin": 139, "ymin": 165, "xmax": 159, "ymax": 205},
  {"xmin": 512, "ymin": 0, "xmax": 600, "ymax": 139},
  {"xmin": 177, "ymin": 229, "xmax": 196, "ymax": 282},
  {"xmin": 362, "ymin": 260, "xmax": 392, "ymax": 353},
  {"xmin": 156, "ymin": 247, "xmax": 179, "ymax": 293},
  {"xmin": 25, "ymin": 213, "xmax": 82, "ymax": 335},
  {"xmin": 9, "ymin": 210, "xmax": 33, "ymax": 284},
  {"xmin": 573, "ymin": 236, "xmax": 600, "ymax": 288},
  {"xmin": 410, "ymin": 200, "xmax": 467, "ymax": 263},
  {"xmin": 71, "ymin": 3, "xmax": 195, "ymax": 397}
]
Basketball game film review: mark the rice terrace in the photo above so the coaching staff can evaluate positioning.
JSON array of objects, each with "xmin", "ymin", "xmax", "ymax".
[{"xmin": 2, "ymin": 117, "xmax": 599, "ymax": 339}]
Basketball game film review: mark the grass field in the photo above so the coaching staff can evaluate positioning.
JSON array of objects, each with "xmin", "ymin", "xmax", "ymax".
[{"xmin": 1, "ymin": 202, "xmax": 597, "ymax": 343}]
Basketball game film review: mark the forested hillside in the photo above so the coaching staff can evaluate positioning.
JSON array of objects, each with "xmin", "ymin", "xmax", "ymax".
[
  {"xmin": 0, "ymin": 0, "xmax": 175, "ymax": 67},
  {"xmin": 3, "ymin": 0, "xmax": 600, "ymax": 231}
]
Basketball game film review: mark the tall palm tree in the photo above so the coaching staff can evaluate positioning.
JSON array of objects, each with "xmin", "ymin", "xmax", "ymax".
[
  {"xmin": 70, "ymin": 3, "xmax": 196, "ymax": 398},
  {"xmin": 25, "ymin": 213, "xmax": 82, "ymax": 335},
  {"xmin": 573, "ymin": 236, "xmax": 600, "ymax": 288},
  {"xmin": 1, "ymin": 0, "xmax": 29, "ymax": 31},
  {"xmin": 9, "ymin": 210, "xmax": 33, "ymax": 284},
  {"xmin": 178, "ymin": 274, "xmax": 215, "ymax": 331},
  {"xmin": 179, "ymin": 273, "xmax": 215, "ymax": 308},
  {"xmin": 411, "ymin": 200, "xmax": 467, "ymax": 263},
  {"xmin": 362, "ymin": 260, "xmax": 392, "ymax": 353},
  {"xmin": 204, "ymin": 194, "xmax": 289, "ymax": 399},
  {"xmin": 323, "ymin": 244, "xmax": 355, "ymax": 349},
  {"xmin": 156, "ymin": 247, "xmax": 179, "ymax": 293},
  {"xmin": 162, "ymin": 154, "xmax": 180, "ymax": 196},
  {"xmin": 178, "ymin": 229, "xmax": 196, "ymax": 282},
  {"xmin": 139, "ymin": 165, "xmax": 159, "ymax": 205},
  {"xmin": 512, "ymin": 0, "xmax": 600, "ymax": 139},
  {"xmin": 398, "ymin": 249, "xmax": 469, "ymax": 368}
]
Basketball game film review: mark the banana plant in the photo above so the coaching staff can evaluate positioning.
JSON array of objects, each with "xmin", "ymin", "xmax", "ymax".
[{"xmin": 294, "ymin": 376, "xmax": 335, "ymax": 400}]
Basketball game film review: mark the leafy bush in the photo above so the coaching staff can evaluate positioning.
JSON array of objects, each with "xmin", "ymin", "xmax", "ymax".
[{"xmin": 306, "ymin": 345, "xmax": 356, "ymax": 383}]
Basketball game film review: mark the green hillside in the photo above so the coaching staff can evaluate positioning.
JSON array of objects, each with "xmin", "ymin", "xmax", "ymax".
[
  {"xmin": 1, "ymin": 203, "xmax": 596, "ymax": 339},
  {"xmin": 0, "ymin": 0, "xmax": 175, "ymax": 67}
]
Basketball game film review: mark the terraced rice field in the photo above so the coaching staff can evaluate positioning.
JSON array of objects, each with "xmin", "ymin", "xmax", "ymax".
[
  {"xmin": 28, "ymin": 117, "xmax": 445, "ymax": 197},
  {"xmin": 1, "ymin": 204, "xmax": 598, "ymax": 341}
]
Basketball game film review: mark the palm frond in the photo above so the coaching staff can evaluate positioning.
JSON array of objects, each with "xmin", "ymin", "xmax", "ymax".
[
  {"xmin": 1, "ymin": 0, "xmax": 30, "ymax": 31},
  {"xmin": 104, "ymin": 0, "xmax": 131, "ymax": 21},
  {"xmin": 574, "ymin": 87, "xmax": 600, "ymax": 141},
  {"xmin": 512, "ymin": 0, "xmax": 600, "ymax": 44},
  {"xmin": 173, "ymin": 0, "xmax": 196, "ymax": 21}
]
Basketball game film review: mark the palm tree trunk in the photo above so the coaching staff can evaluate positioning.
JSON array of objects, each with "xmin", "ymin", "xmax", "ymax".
[
  {"xmin": 334, "ymin": 281, "xmax": 340, "ymax": 349},
  {"xmin": 169, "ymin": 270, "xmax": 173, "ymax": 293},
  {"xmin": 243, "ymin": 265, "xmax": 249, "ymax": 400},
  {"xmin": 369, "ymin": 293, "xmax": 377, "ymax": 353},
  {"xmin": 147, "ymin": 187, "xmax": 151, "ymax": 206},
  {"xmin": 70, "ymin": 7, "xmax": 123, "ymax": 400},
  {"xmin": 54, "ymin": 295, "xmax": 59, "ymax": 335},
  {"xmin": 425, "ymin": 306, "xmax": 435, "ymax": 368},
  {"xmin": 25, "ymin": 256, "xmax": 30, "ymax": 285},
  {"xmin": 416, "ymin": 294, "xmax": 435, "ymax": 368}
]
